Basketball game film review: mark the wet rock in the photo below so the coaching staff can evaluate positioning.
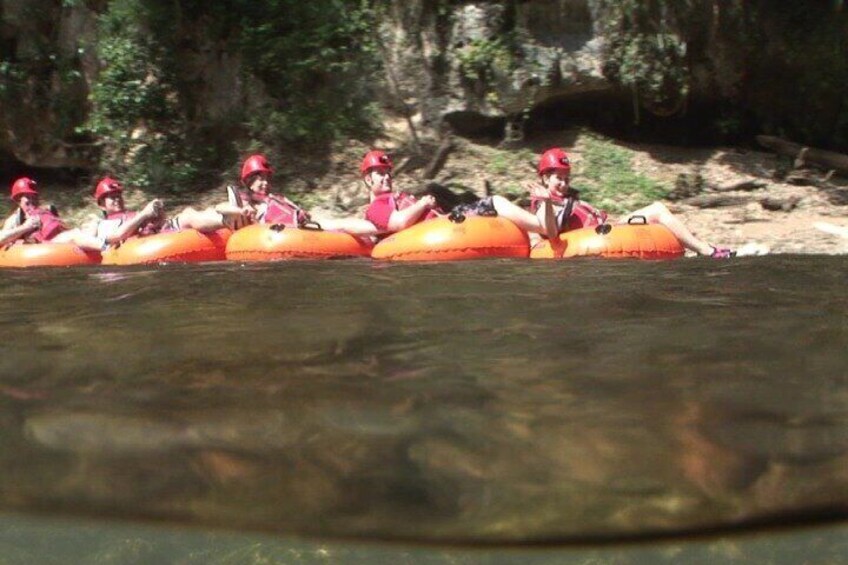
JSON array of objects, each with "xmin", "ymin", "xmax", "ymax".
[
  {"xmin": 760, "ymin": 196, "xmax": 802, "ymax": 212},
  {"xmin": 668, "ymin": 173, "xmax": 706, "ymax": 201}
]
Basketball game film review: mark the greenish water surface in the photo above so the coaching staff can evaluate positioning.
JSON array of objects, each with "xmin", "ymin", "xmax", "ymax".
[{"xmin": 0, "ymin": 256, "xmax": 845, "ymax": 561}]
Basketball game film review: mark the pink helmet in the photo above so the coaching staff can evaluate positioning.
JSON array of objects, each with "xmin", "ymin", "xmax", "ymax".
[
  {"xmin": 240, "ymin": 154, "xmax": 273, "ymax": 184},
  {"xmin": 359, "ymin": 150, "xmax": 393, "ymax": 177},
  {"xmin": 10, "ymin": 177, "xmax": 39, "ymax": 201},
  {"xmin": 94, "ymin": 177, "xmax": 123, "ymax": 202},
  {"xmin": 537, "ymin": 148, "xmax": 572, "ymax": 176}
]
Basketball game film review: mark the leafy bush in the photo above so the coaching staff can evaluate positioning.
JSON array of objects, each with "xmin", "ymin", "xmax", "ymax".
[
  {"xmin": 84, "ymin": 0, "xmax": 200, "ymax": 191},
  {"xmin": 83, "ymin": 0, "xmax": 382, "ymax": 191},
  {"xmin": 457, "ymin": 37, "xmax": 514, "ymax": 84},
  {"xmin": 593, "ymin": 0, "xmax": 689, "ymax": 118},
  {"xmin": 234, "ymin": 0, "xmax": 381, "ymax": 148}
]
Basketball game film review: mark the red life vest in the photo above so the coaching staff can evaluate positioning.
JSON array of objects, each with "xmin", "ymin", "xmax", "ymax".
[
  {"xmin": 24, "ymin": 207, "xmax": 67, "ymax": 243},
  {"xmin": 531, "ymin": 194, "xmax": 608, "ymax": 233},
  {"xmin": 252, "ymin": 193, "xmax": 309, "ymax": 227},
  {"xmin": 395, "ymin": 192, "xmax": 418, "ymax": 210}
]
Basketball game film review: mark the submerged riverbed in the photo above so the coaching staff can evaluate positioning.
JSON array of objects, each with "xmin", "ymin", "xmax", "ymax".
[{"xmin": 0, "ymin": 256, "xmax": 845, "ymax": 558}]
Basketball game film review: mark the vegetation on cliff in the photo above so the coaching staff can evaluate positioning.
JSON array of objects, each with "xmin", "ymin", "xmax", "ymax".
[
  {"xmin": 81, "ymin": 0, "xmax": 381, "ymax": 191},
  {"xmin": 0, "ymin": 0, "xmax": 845, "ymax": 193},
  {"xmin": 592, "ymin": 1, "xmax": 848, "ymax": 148}
]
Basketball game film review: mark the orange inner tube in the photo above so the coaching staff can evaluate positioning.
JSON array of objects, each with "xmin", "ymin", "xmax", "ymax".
[
  {"xmin": 372, "ymin": 216, "xmax": 530, "ymax": 261},
  {"xmin": 531, "ymin": 224, "xmax": 685, "ymax": 259},
  {"xmin": 101, "ymin": 229, "xmax": 231, "ymax": 265},
  {"xmin": 225, "ymin": 224, "xmax": 373, "ymax": 261},
  {"xmin": 0, "ymin": 242, "xmax": 101, "ymax": 268}
]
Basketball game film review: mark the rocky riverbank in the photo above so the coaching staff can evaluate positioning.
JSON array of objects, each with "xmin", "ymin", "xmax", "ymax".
[
  {"xmin": 49, "ymin": 126, "xmax": 848, "ymax": 256},
  {"xmin": 303, "ymin": 127, "xmax": 848, "ymax": 256},
  {"xmin": 621, "ymin": 142, "xmax": 848, "ymax": 256}
]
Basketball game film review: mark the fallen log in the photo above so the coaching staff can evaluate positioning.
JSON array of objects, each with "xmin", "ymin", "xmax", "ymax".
[
  {"xmin": 681, "ymin": 194, "xmax": 750, "ymax": 208},
  {"xmin": 756, "ymin": 135, "xmax": 848, "ymax": 176},
  {"xmin": 713, "ymin": 179, "xmax": 768, "ymax": 192}
]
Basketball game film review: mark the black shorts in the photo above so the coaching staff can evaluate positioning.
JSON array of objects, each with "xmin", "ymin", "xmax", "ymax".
[{"xmin": 449, "ymin": 196, "xmax": 497, "ymax": 219}]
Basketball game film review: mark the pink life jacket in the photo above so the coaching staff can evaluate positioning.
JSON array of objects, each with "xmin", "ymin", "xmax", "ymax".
[
  {"xmin": 531, "ymin": 193, "xmax": 608, "ymax": 233},
  {"xmin": 252, "ymin": 192, "xmax": 309, "ymax": 227},
  {"xmin": 23, "ymin": 207, "xmax": 67, "ymax": 243}
]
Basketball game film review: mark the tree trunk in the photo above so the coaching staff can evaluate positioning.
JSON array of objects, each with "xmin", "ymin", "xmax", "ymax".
[{"xmin": 756, "ymin": 135, "xmax": 848, "ymax": 176}]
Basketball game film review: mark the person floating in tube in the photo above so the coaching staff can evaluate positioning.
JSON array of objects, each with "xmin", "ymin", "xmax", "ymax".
[
  {"xmin": 527, "ymin": 148, "xmax": 736, "ymax": 258},
  {"xmin": 82, "ymin": 177, "xmax": 247, "ymax": 246},
  {"xmin": 223, "ymin": 154, "xmax": 378, "ymax": 235},
  {"xmin": 0, "ymin": 177, "xmax": 114, "ymax": 251},
  {"xmin": 359, "ymin": 149, "xmax": 555, "ymax": 237}
]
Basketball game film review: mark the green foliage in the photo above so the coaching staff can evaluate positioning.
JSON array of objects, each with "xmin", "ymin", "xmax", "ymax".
[
  {"xmin": 593, "ymin": 0, "xmax": 689, "ymax": 116},
  {"xmin": 592, "ymin": 0, "xmax": 848, "ymax": 150},
  {"xmin": 457, "ymin": 37, "xmax": 514, "ymax": 84},
  {"xmin": 0, "ymin": 61, "xmax": 24, "ymax": 98},
  {"xmin": 83, "ymin": 0, "xmax": 200, "ymax": 191},
  {"xmin": 234, "ymin": 0, "xmax": 381, "ymax": 148},
  {"xmin": 81, "ymin": 0, "xmax": 381, "ymax": 191},
  {"xmin": 579, "ymin": 134, "xmax": 670, "ymax": 214}
]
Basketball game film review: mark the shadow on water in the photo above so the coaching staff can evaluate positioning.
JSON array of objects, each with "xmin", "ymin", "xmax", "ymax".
[{"xmin": 0, "ymin": 256, "xmax": 845, "ymax": 561}]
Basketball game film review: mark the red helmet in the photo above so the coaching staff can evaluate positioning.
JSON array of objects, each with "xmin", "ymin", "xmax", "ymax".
[
  {"xmin": 10, "ymin": 177, "xmax": 39, "ymax": 201},
  {"xmin": 359, "ymin": 150, "xmax": 393, "ymax": 177},
  {"xmin": 240, "ymin": 154, "xmax": 273, "ymax": 184},
  {"xmin": 94, "ymin": 177, "xmax": 124, "ymax": 202},
  {"xmin": 538, "ymin": 148, "xmax": 572, "ymax": 176}
]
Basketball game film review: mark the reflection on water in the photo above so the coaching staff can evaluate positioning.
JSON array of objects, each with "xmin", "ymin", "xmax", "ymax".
[{"xmin": 0, "ymin": 257, "xmax": 845, "ymax": 550}]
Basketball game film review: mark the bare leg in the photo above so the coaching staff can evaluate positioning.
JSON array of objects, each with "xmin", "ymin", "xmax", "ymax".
[
  {"xmin": 174, "ymin": 207, "xmax": 227, "ymax": 232},
  {"xmin": 622, "ymin": 202, "xmax": 716, "ymax": 256},
  {"xmin": 52, "ymin": 229, "xmax": 106, "ymax": 251},
  {"xmin": 318, "ymin": 217, "xmax": 380, "ymax": 236},
  {"xmin": 491, "ymin": 195, "xmax": 548, "ymax": 234}
]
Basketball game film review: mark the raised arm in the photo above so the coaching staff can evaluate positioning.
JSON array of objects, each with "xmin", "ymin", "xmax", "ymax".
[
  {"xmin": 525, "ymin": 181, "xmax": 559, "ymax": 240},
  {"xmin": 0, "ymin": 213, "xmax": 39, "ymax": 246}
]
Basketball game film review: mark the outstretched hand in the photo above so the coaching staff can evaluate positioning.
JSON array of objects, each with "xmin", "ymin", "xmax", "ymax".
[
  {"xmin": 524, "ymin": 180, "xmax": 551, "ymax": 201},
  {"xmin": 141, "ymin": 199, "xmax": 165, "ymax": 219},
  {"xmin": 23, "ymin": 215, "xmax": 41, "ymax": 231}
]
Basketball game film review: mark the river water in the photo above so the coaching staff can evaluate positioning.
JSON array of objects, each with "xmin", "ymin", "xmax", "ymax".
[{"xmin": 0, "ymin": 256, "xmax": 845, "ymax": 561}]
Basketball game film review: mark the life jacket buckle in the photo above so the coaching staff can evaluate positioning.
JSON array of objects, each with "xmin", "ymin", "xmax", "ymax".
[{"xmin": 595, "ymin": 223, "xmax": 612, "ymax": 235}]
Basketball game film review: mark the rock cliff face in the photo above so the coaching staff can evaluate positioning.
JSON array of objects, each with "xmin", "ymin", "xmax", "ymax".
[
  {"xmin": 0, "ymin": 0, "xmax": 99, "ymax": 168},
  {"xmin": 0, "ymin": 1, "xmax": 845, "ymax": 172},
  {"xmin": 0, "ymin": 0, "xmax": 249, "ymax": 171},
  {"xmin": 380, "ymin": 0, "xmax": 609, "ymax": 139},
  {"xmin": 0, "ymin": 0, "xmax": 615, "ymax": 169}
]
